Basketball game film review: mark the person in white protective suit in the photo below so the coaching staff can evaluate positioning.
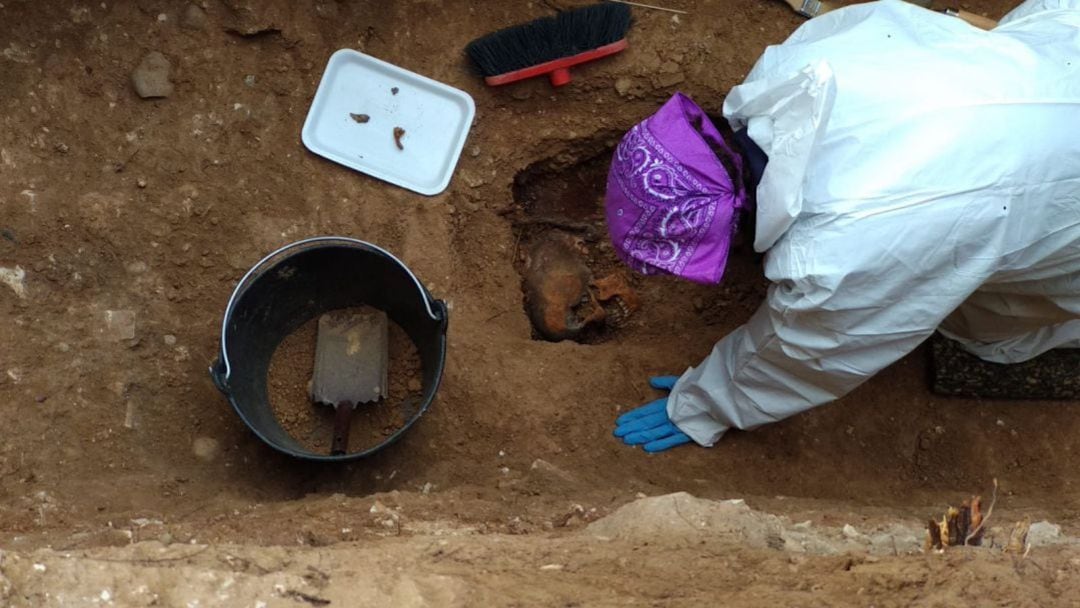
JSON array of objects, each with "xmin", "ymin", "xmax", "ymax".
[{"xmin": 610, "ymin": 0, "xmax": 1080, "ymax": 452}]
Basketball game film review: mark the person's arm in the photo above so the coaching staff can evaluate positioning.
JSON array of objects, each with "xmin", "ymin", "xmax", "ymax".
[
  {"xmin": 780, "ymin": 0, "xmax": 999, "ymax": 29},
  {"xmin": 666, "ymin": 197, "xmax": 998, "ymax": 446}
]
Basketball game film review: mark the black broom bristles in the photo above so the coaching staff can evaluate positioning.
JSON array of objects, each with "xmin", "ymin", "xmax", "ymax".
[{"xmin": 466, "ymin": 3, "xmax": 632, "ymax": 77}]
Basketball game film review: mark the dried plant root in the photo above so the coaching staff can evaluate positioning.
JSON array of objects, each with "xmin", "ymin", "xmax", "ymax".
[
  {"xmin": 925, "ymin": 478, "xmax": 1000, "ymax": 552},
  {"xmin": 926, "ymin": 519, "xmax": 944, "ymax": 552},
  {"xmin": 1005, "ymin": 517, "xmax": 1032, "ymax": 555},
  {"xmin": 965, "ymin": 478, "xmax": 998, "ymax": 546}
]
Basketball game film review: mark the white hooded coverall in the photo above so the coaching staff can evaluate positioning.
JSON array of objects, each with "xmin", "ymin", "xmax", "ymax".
[{"xmin": 668, "ymin": 0, "xmax": 1080, "ymax": 446}]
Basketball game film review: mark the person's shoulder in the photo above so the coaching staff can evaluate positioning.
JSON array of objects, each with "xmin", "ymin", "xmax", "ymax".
[{"xmin": 999, "ymin": 0, "xmax": 1080, "ymax": 26}]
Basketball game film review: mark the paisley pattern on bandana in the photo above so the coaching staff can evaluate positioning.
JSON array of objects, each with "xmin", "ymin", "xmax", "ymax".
[{"xmin": 611, "ymin": 122, "xmax": 725, "ymax": 277}]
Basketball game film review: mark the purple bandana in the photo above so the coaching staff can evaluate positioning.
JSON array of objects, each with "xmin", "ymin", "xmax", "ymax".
[{"xmin": 605, "ymin": 92, "xmax": 746, "ymax": 285}]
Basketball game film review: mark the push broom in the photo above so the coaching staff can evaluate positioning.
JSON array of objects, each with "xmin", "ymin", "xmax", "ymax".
[{"xmin": 465, "ymin": 3, "xmax": 633, "ymax": 88}]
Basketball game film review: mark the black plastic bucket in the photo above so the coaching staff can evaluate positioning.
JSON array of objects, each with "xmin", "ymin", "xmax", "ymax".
[{"xmin": 209, "ymin": 237, "xmax": 449, "ymax": 462}]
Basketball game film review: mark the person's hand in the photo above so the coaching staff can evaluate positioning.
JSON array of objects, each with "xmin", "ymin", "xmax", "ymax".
[{"xmin": 613, "ymin": 376, "xmax": 693, "ymax": 453}]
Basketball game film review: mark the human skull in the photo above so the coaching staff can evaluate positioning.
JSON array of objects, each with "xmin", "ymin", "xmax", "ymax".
[{"xmin": 523, "ymin": 234, "xmax": 606, "ymax": 342}]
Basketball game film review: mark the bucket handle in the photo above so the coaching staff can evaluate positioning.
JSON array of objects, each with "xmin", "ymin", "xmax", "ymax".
[{"xmin": 211, "ymin": 236, "xmax": 446, "ymax": 391}]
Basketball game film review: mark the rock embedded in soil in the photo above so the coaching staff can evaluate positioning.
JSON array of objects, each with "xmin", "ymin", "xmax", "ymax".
[
  {"xmin": 1028, "ymin": 521, "xmax": 1062, "ymax": 546},
  {"xmin": 131, "ymin": 51, "xmax": 174, "ymax": 99},
  {"xmin": 315, "ymin": 2, "xmax": 340, "ymax": 19},
  {"xmin": 181, "ymin": 4, "xmax": 207, "ymax": 30},
  {"xmin": 0, "ymin": 265, "xmax": 27, "ymax": 298},
  {"xmin": 192, "ymin": 437, "xmax": 219, "ymax": 461},
  {"xmin": 102, "ymin": 310, "xmax": 136, "ymax": 341}
]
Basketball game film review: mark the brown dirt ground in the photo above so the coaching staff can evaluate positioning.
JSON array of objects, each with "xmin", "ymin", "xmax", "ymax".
[{"xmin": 2, "ymin": 0, "xmax": 1078, "ymax": 605}]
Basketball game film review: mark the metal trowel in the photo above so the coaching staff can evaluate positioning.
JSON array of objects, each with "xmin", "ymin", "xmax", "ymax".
[{"xmin": 310, "ymin": 309, "xmax": 389, "ymax": 455}]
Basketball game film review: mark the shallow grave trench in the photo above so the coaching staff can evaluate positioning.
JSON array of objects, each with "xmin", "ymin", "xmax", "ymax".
[
  {"xmin": 8, "ymin": 125, "xmax": 1079, "ymax": 568},
  {"xmin": 1, "ymin": 0, "xmax": 1079, "ymax": 603},
  {"xmin": 508, "ymin": 132, "xmax": 765, "ymax": 345}
]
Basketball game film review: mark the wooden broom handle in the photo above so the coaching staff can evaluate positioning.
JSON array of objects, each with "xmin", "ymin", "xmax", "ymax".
[{"xmin": 330, "ymin": 401, "xmax": 354, "ymax": 456}]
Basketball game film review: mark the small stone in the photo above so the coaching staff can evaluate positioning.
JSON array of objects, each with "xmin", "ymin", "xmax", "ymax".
[
  {"xmin": 463, "ymin": 174, "xmax": 486, "ymax": 188},
  {"xmin": 243, "ymin": 74, "xmax": 256, "ymax": 88},
  {"xmin": 654, "ymin": 71, "xmax": 685, "ymax": 88},
  {"xmin": 996, "ymin": 419, "xmax": 1006, "ymax": 427},
  {"xmin": 157, "ymin": 532, "xmax": 174, "ymax": 545},
  {"xmin": 131, "ymin": 51, "xmax": 173, "ymax": 99},
  {"xmin": 0, "ymin": 265, "xmax": 27, "ymax": 299},
  {"xmin": 691, "ymin": 297, "xmax": 706, "ymax": 312},
  {"xmin": 192, "ymin": 436, "xmax": 219, "ymax": 461},
  {"xmin": 157, "ymin": 13, "xmax": 167, "ymax": 22},
  {"xmin": 102, "ymin": 310, "xmax": 136, "ymax": 341},
  {"xmin": 407, "ymin": 378, "xmax": 422, "ymax": 392},
  {"xmin": 315, "ymin": 2, "xmax": 339, "ymax": 19},
  {"xmin": 181, "ymin": 4, "xmax": 207, "ymax": 30},
  {"xmin": 614, "ymin": 77, "xmax": 632, "ymax": 96},
  {"xmin": 842, "ymin": 524, "xmax": 866, "ymax": 541},
  {"xmin": 1028, "ymin": 521, "xmax": 1062, "ymax": 546},
  {"xmin": 530, "ymin": 458, "xmax": 576, "ymax": 483},
  {"xmin": 136, "ymin": 178, "xmax": 147, "ymax": 188},
  {"xmin": 469, "ymin": 145, "xmax": 480, "ymax": 158},
  {"xmin": 163, "ymin": 334, "xmax": 177, "ymax": 346}
]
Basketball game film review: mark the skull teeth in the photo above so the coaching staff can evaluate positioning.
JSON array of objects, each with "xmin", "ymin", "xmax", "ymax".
[{"xmin": 605, "ymin": 298, "xmax": 632, "ymax": 328}]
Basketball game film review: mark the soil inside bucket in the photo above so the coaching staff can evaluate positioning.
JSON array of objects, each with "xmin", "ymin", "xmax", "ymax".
[{"xmin": 267, "ymin": 306, "xmax": 423, "ymax": 455}]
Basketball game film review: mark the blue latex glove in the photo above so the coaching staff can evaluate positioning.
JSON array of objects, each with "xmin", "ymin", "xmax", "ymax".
[{"xmin": 613, "ymin": 376, "xmax": 693, "ymax": 453}]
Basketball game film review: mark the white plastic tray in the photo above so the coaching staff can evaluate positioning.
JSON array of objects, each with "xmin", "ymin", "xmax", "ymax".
[{"xmin": 301, "ymin": 50, "xmax": 475, "ymax": 196}]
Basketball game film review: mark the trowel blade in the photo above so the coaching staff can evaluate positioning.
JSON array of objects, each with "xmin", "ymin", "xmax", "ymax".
[{"xmin": 310, "ymin": 308, "xmax": 389, "ymax": 407}]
